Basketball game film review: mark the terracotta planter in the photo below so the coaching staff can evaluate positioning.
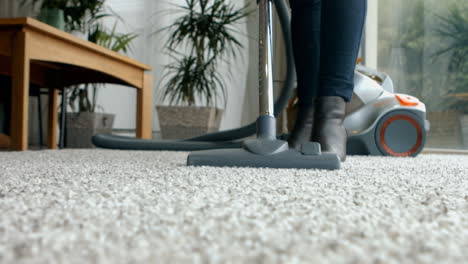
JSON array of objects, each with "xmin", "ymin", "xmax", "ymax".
[
  {"xmin": 65, "ymin": 112, "xmax": 114, "ymax": 148},
  {"xmin": 156, "ymin": 106, "xmax": 223, "ymax": 140}
]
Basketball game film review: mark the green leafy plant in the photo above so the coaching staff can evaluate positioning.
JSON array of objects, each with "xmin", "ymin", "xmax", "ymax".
[
  {"xmin": 434, "ymin": 4, "xmax": 468, "ymax": 112},
  {"xmin": 22, "ymin": 0, "xmax": 109, "ymax": 32},
  {"xmin": 159, "ymin": 0, "xmax": 251, "ymax": 107},
  {"xmin": 68, "ymin": 22, "xmax": 138, "ymax": 112}
]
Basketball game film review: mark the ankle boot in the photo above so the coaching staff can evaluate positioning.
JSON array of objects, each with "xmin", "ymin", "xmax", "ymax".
[
  {"xmin": 288, "ymin": 104, "xmax": 315, "ymax": 150},
  {"xmin": 312, "ymin": 96, "xmax": 347, "ymax": 161}
]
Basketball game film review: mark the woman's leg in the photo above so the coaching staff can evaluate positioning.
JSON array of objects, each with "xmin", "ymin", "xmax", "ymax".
[
  {"xmin": 291, "ymin": 0, "xmax": 366, "ymax": 103},
  {"xmin": 291, "ymin": 0, "xmax": 321, "ymax": 105},
  {"xmin": 312, "ymin": 0, "xmax": 367, "ymax": 161},
  {"xmin": 288, "ymin": 0, "xmax": 322, "ymax": 149},
  {"xmin": 318, "ymin": 0, "xmax": 367, "ymax": 101}
]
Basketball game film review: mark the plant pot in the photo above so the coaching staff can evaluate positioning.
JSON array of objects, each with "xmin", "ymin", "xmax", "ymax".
[
  {"xmin": 459, "ymin": 114, "xmax": 468, "ymax": 149},
  {"xmin": 38, "ymin": 8, "xmax": 65, "ymax": 31},
  {"xmin": 65, "ymin": 112, "xmax": 114, "ymax": 148},
  {"xmin": 426, "ymin": 110, "xmax": 463, "ymax": 149},
  {"xmin": 156, "ymin": 106, "xmax": 223, "ymax": 140}
]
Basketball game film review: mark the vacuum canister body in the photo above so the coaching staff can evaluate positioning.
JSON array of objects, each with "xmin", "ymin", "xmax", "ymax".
[{"xmin": 345, "ymin": 65, "xmax": 429, "ymax": 157}]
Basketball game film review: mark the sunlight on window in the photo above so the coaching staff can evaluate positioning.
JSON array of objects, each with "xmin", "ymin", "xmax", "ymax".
[{"xmin": 378, "ymin": 0, "xmax": 468, "ymax": 149}]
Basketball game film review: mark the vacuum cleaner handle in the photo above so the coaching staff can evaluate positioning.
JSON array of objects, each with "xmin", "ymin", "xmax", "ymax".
[{"xmin": 258, "ymin": 0, "xmax": 275, "ymax": 117}]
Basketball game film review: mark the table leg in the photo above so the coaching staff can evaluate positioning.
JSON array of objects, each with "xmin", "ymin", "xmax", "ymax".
[
  {"xmin": 136, "ymin": 74, "xmax": 153, "ymax": 139},
  {"xmin": 10, "ymin": 32, "xmax": 30, "ymax": 151},
  {"xmin": 47, "ymin": 88, "xmax": 58, "ymax": 149}
]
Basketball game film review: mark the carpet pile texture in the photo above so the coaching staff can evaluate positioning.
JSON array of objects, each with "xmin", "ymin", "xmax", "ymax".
[{"xmin": 0, "ymin": 150, "xmax": 467, "ymax": 263}]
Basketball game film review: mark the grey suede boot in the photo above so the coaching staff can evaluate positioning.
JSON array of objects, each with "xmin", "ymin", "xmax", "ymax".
[
  {"xmin": 287, "ymin": 104, "xmax": 315, "ymax": 150},
  {"xmin": 312, "ymin": 96, "xmax": 347, "ymax": 161}
]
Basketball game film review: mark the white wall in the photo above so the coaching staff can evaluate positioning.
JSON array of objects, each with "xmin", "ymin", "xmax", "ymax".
[
  {"xmin": 0, "ymin": 0, "xmax": 36, "ymax": 17},
  {"xmin": 98, "ymin": 0, "xmax": 260, "ymax": 131},
  {"xmin": 364, "ymin": 0, "xmax": 378, "ymax": 69},
  {"xmin": 97, "ymin": 0, "xmax": 155, "ymax": 130}
]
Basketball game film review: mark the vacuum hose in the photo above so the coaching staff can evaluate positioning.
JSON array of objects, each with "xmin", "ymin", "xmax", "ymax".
[{"xmin": 92, "ymin": 0, "xmax": 295, "ymax": 150}]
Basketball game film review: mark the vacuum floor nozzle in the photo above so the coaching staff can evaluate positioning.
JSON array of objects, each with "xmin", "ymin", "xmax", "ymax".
[{"xmin": 187, "ymin": 146, "xmax": 341, "ymax": 170}]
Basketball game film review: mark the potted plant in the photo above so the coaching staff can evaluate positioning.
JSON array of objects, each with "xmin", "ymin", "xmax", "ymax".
[
  {"xmin": 23, "ymin": 0, "xmax": 107, "ymax": 33},
  {"xmin": 434, "ymin": 4, "xmax": 468, "ymax": 148},
  {"xmin": 22, "ymin": 0, "xmax": 66, "ymax": 30},
  {"xmin": 156, "ymin": 0, "xmax": 251, "ymax": 139},
  {"xmin": 65, "ymin": 21, "xmax": 138, "ymax": 148}
]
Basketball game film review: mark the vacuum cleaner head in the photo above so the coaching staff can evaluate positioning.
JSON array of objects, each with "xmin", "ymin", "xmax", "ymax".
[
  {"xmin": 187, "ymin": 105, "xmax": 342, "ymax": 170},
  {"xmin": 188, "ymin": 140, "xmax": 341, "ymax": 170}
]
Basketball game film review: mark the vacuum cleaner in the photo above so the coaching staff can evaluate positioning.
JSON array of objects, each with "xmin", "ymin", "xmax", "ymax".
[
  {"xmin": 92, "ymin": 0, "xmax": 429, "ymax": 168},
  {"xmin": 345, "ymin": 65, "xmax": 429, "ymax": 157}
]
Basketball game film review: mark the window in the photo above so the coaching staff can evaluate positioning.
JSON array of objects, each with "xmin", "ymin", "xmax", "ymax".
[{"xmin": 377, "ymin": 0, "xmax": 468, "ymax": 149}]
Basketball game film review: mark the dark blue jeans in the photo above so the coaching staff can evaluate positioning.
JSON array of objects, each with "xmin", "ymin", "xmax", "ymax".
[{"xmin": 290, "ymin": 0, "xmax": 367, "ymax": 104}]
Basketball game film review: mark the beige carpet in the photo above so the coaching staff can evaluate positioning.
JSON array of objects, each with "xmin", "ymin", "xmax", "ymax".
[{"xmin": 0, "ymin": 149, "xmax": 467, "ymax": 263}]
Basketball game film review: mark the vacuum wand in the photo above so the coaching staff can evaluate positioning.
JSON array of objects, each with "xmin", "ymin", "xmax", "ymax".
[
  {"xmin": 256, "ymin": 0, "xmax": 278, "ymax": 140},
  {"xmin": 259, "ymin": 0, "xmax": 275, "ymax": 117}
]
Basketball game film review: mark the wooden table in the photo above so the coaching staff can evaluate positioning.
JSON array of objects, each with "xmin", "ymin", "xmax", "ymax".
[{"xmin": 0, "ymin": 17, "xmax": 153, "ymax": 151}]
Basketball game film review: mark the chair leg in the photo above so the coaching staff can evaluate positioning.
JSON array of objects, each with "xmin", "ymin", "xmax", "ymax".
[
  {"xmin": 37, "ymin": 91, "xmax": 44, "ymax": 148},
  {"xmin": 59, "ymin": 88, "xmax": 67, "ymax": 149},
  {"xmin": 47, "ymin": 89, "xmax": 59, "ymax": 149}
]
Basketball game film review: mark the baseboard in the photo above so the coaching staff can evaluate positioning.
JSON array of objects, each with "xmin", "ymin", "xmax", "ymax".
[{"xmin": 422, "ymin": 148, "xmax": 468, "ymax": 155}]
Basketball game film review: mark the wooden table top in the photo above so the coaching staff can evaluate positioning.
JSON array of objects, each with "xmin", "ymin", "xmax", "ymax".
[{"xmin": 0, "ymin": 17, "xmax": 152, "ymax": 71}]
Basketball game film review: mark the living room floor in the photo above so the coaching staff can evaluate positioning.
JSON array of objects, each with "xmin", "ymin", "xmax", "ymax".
[{"xmin": 0, "ymin": 149, "xmax": 467, "ymax": 263}]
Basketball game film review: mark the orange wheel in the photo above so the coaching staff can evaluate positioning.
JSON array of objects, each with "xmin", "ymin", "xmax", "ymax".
[{"xmin": 375, "ymin": 111, "xmax": 426, "ymax": 157}]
